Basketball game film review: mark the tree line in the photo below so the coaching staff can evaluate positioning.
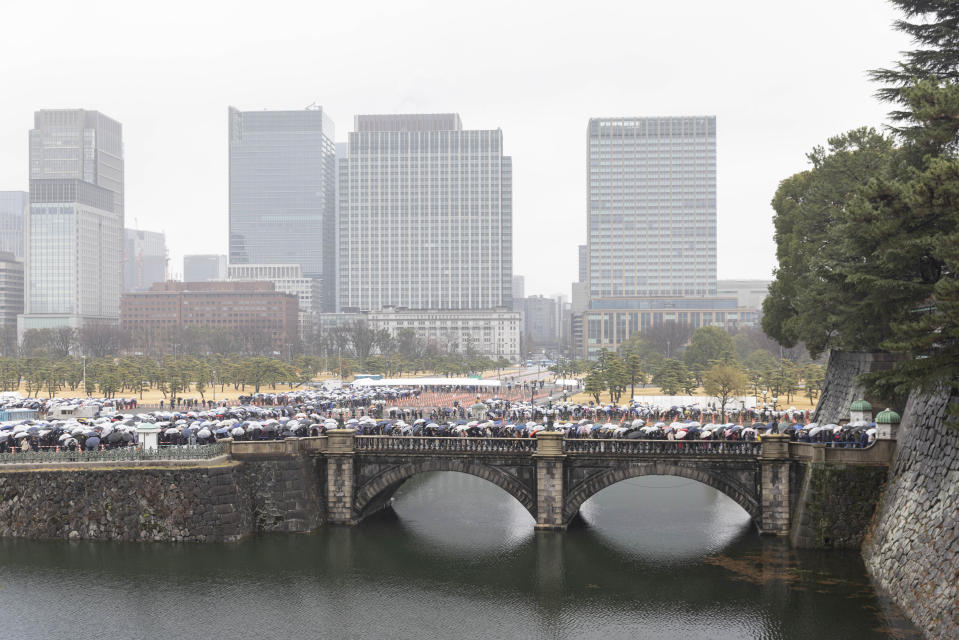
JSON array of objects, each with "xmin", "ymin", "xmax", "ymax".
[
  {"xmin": 556, "ymin": 325, "xmax": 824, "ymax": 419},
  {"xmin": 0, "ymin": 318, "xmax": 512, "ymax": 401},
  {"xmin": 1, "ymin": 320, "xmax": 510, "ymax": 379}
]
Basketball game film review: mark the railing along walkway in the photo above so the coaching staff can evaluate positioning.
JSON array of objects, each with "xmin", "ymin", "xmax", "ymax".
[
  {"xmin": 564, "ymin": 438, "xmax": 762, "ymax": 457},
  {"xmin": 353, "ymin": 436, "xmax": 760, "ymax": 457},
  {"xmin": 355, "ymin": 436, "xmax": 537, "ymax": 454},
  {"xmin": 0, "ymin": 443, "xmax": 227, "ymax": 464}
]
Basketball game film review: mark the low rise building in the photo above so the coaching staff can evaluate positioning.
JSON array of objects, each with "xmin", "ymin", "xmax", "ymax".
[
  {"xmin": 227, "ymin": 263, "xmax": 320, "ymax": 337},
  {"xmin": 120, "ymin": 281, "xmax": 298, "ymax": 351},
  {"xmin": 183, "ymin": 254, "xmax": 227, "ymax": 282},
  {"xmin": 581, "ymin": 297, "xmax": 758, "ymax": 358},
  {"xmin": 367, "ymin": 307, "xmax": 520, "ymax": 361},
  {"xmin": 717, "ymin": 279, "xmax": 772, "ymax": 312}
]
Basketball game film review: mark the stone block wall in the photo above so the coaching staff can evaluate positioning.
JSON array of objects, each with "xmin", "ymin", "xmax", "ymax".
[
  {"xmin": 325, "ymin": 454, "xmax": 355, "ymax": 525},
  {"xmin": 243, "ymin": 458, "xmax": 325, "ymax": 533},
  {"xmin": 790, "ymin": 463, "xmax": 887, "ymax": 548},
  {"xmin": 814, "ymin": 351, "xmax": 900, "ymax": 424},
  {"xmin": 759, "ymin": 460, "xmax": 790, "ymax": 535},
  {"xmin": 534, "ymin": 457, "xmax": 564, "ymax": 529},
  {"xmin": 0, "ymin": 462, "xmax": 253, "ymax": 542},
  {"xmin": 864, "ymin": 389, "xmax": 959, "ymax": 640},
  {"xmin": 0, "ymin": 456, "xmax": 327, "ymax": 542}
]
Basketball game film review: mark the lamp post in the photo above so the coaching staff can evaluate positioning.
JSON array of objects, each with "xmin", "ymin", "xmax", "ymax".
[
  {"xmin": 212, "ymin": 369, "xmax": 217, "ymax": 403},
  {"xmin": 81, "ymin": 356, "xmax": 87, "ymax": 396}
]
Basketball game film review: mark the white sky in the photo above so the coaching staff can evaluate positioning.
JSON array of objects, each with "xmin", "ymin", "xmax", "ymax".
[{"xmin": 0, "ymin": 0, "xmax": 909, "ymax": 298}]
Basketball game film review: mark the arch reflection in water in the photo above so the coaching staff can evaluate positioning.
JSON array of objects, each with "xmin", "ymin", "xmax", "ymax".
[
  {"xmin": 386, "ymin": 471, "xmax": 535, "ymax": 554},
  {"xmin": 577, "ymin": 474, "xmax": 754, "ymax": 563}
]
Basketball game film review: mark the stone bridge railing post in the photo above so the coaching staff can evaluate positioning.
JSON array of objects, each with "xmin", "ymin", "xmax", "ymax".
[
  {"xmin": 759, "ymin": 434, "xmax": 791, "ymax": 535},
  {"xmin": 534, "ymin": 432, "xmax": 566, "ymax": 530},
  {"xmin": 326, "ymin": 429, "xmax": 356, "ymax": 525}
]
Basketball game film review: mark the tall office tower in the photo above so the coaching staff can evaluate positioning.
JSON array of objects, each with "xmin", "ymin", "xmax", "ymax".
[
  {"xmin": 229, "ymin": 106, "xmax": 337, "ymax": 312},
  {"xmin": 577, "ymin": 244, "xmax": 587, "ymax": 283},
  {"xmin": 183, "ymin": 254, "xmax": 227, "ymax": 282},
  {"xmin": 583, "ymin": 117, "xmax": 731, "ymax": 357},
  {"xmin": 339, "ymin": 114, "xmax": 512, "ymax": 311},
  {"xmin": 0, "ymin": 252, "xmax": 24, "ymax": 340},
  {"xmin": 20, "ymin": 109, "xmax": 124, "ymax": 333},
  {"xmin": 587, "ymin": 116, "xmax": 716, "ymax": 299},
  {"xmin": 0, "ymin": 191, "xmax": 27, "ymax": 259},
  {"xmin": 512, "ymin": 276, "xmax": 525, "ymax": 301},
  {"xmin": 124, "ymin": 228, "xmax": 167, "ymax": 292}
]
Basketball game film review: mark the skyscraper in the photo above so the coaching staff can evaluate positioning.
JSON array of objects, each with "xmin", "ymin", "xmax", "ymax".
[
  {"xmin": 587, "ymin": 116, "xmax": 716, "ymax": 299},
  {"xmin": 0, "ymin": 252, "xmax": 24, "ymax": 342},
  {"xmin": 0, "ymin": 191, "xmax": 27, "ymax": 259},
  {"xmin": 124, "ymin": 228, "xmax": 167, "ymax": 292},
  {"xmin": 512, "ymin": 275, "xmax": 525, "ymax": 301},
  {"xmin": 339, "ymin": 114, "xmax": 512, "ymax": 311},
  {"xmin": 20, "ymin": 109, "xmax": 124, "ymax": 333},
  {"xmin": 228, "ymin": 107, "xmax": 337, "ymax": 311},
  {"xmin": 582, "ymin": 116, "xmax": 743, "ymax": 357},
  {"xmin": 577, "ymin": 244, "xmax": 587, "ymax": 284}
]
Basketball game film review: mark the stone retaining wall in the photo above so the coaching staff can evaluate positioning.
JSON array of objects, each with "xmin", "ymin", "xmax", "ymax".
[
  {"xmin": 0, "ymin": 456, "xmax": 326, "ymax": 542},
  {"xmin": 789, "ymin": 462, "xmax": 887, "ymax": 548},
  {"xmin": 0, "ymin": 462, "xmax": 252, "ymax": 542},
  {"xmin": 813, "ymin": 351, "xmax": 900, "ymax": 424},
  {"xmin": 863, "ymin": 389, "xmax": 959, "ymax": 640}
]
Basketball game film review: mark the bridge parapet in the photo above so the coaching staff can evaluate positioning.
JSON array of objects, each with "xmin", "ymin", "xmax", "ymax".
[
  {"xmin": 355, "ymin": 436, "xmax": 536, "ymax": 454},
  {"xmin": 787, "ymin": 440, "xmax": 895, "ymax": 465},
  {"xmin": 564, "ymin": 439, "xmax": 761, "ymax": 457}
]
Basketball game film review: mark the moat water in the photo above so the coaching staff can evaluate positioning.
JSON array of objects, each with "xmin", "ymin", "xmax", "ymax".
[{"xmin": 0, "ymin": 472, "xmax": 919, "ymax": 639}]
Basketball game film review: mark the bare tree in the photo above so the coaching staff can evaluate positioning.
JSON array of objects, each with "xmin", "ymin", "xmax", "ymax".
[
  {"xmin": 79, "ymin": 323, "xmax": 129, "ymax": 357},
  {"xmin": 344, "ymin": 320, "xmax": 390, "ymax": 362}
]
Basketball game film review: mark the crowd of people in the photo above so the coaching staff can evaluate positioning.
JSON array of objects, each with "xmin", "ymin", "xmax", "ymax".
[{"xmin": 0, "ymin": 385, "xmax": 880, "ymax": 455}]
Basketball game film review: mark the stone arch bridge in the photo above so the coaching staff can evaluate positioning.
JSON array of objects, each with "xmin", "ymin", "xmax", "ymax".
[
  {"xmin": 0, "ymin": 431, "xmax": 896, "ymax": 544},
  {"xmin": 247, "ymin": 430, "xmax": 890, "ymax": 535}
]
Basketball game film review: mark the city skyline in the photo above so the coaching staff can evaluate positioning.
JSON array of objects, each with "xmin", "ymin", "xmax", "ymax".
[{"xmin": 0, "ymin": 0, "xmax": 910, "ymax": 298}]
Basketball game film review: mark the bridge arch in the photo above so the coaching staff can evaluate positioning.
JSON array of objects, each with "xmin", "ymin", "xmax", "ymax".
[
  {"xmin": 564, "ymin": 462, "xmax": 761, "ymax": 525},
  {"xmin": 353, "ymin": 459, "xmax": 537, "ymax": 522}
]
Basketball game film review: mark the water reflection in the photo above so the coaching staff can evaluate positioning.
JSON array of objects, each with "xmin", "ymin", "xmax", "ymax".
[
  {"xmin": 0, "ymin": 471, "xmax": 920, "ymax": 640},
  {"xmin": 578, "ymin": 474, "xmax": 754, "ymax": 563},
  {"xmin": 390, "ymin": 471, "xmax": 535, "ymax": 555}
]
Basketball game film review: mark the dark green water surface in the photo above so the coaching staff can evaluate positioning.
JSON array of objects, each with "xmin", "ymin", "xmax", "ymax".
[{"xmin": 0, "ymin": 473, "xmax": 919, "ymax": 640}]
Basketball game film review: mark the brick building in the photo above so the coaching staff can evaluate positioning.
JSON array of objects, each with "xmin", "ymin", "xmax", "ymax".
[{"xmin": 121, "ymin": 281, "xmax": 298, "ymax": 350}]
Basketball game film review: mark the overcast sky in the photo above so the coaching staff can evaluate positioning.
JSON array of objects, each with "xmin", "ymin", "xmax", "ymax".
[{"xmin": 0, "ymin": 0, "xmax": 910, "ymax": 298}]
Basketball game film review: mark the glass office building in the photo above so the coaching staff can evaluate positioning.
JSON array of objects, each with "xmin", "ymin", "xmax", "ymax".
[
  {"xmin": 338, "ymin": 114, "xmax": 512, "ymax": 311},
  {"xmin": 228, "ymin": 107, "xmax": 337, "ymax": 312},
  {"xmin": 20, "ymin": 109, "xmax": 124, "ymax": 332},
  {"xmin": 0, "ymin": 191, "xmax": 27, "ymax": 259}
]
